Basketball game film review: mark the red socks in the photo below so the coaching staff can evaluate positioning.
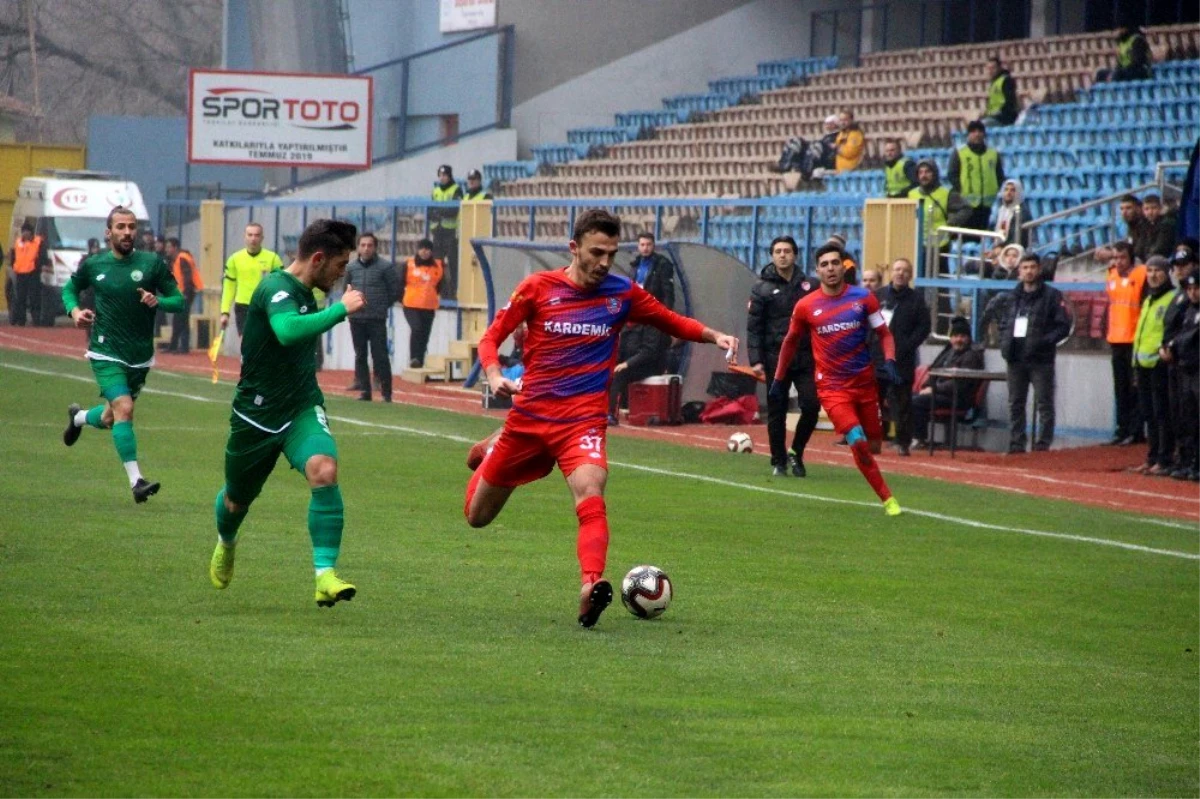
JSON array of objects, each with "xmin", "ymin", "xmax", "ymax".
[
  {"xmin": 575, "ymin": 496, "xmax": 609, "ymax": 585},
  {"xmin": 850, "ymin": 439, "xmax": 892, "ymax": 502}
]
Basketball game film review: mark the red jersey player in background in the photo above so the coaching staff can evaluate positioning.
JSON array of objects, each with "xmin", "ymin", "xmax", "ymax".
[
  {"xmin": 465, "ymin": 210, "xmax": 739, "ymax": 628},
  {"xmin": 773, "ymin": 242, "xmax": 904, "ymax": 516}
]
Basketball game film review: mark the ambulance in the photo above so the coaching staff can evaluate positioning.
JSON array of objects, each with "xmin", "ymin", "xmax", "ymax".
[{"xmin": 8, "ymin": 171, "xmax": 151, "ymax": 325}]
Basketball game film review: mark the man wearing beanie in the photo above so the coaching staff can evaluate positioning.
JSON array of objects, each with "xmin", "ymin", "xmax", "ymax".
[
  {"xmin": 1130, "ymin": 255, "xmax": 1176, "ymax": 474},
  {"xmin": 912, "ymin": 316, "xmax": 984, "ymax": 448}
]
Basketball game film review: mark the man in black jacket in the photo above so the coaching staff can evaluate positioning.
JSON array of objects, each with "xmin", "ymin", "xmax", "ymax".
[
  {"xmin": 629, "ymin": 232, "xmax": 675, "ymax": 310},
  {"xmin": 1164, "ymin": 272, "xmax": 1199, "ymax": 480},
  {"xmin": 1162, "ymin": 246, "xmax": 1197, "ymax": 477},
  {"xmin": 983, "ymin": 253, "xmax": 1072, "ymax": 452},
  {"xmin": 877, "ymin": 258, "xmax": 931, "ymax": 455},
  {"xmin": 748, "ymin": 236, "xmax": 819, "ymax": 476},
  {"xmin": 344, "ymin": 232, "xmax": 399, "ymax": 402},
  {"xmin": 912, "ymin": 316, "xmax": 985, "ymax": 445}
]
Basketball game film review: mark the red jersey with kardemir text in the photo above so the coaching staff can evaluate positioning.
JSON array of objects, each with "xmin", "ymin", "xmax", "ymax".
[
  {"xmin": 478, "ymin": 268, "xmax": 706, "ymax": 423},
  {"xmin": 775, "ymin": 284, "xmax": 894, "ymax": 393}
]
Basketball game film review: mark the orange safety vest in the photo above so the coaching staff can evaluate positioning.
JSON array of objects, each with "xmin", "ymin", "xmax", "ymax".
[
  {"xmin": 403, "ymin": 256, "xmax": 443, "ymax": 311},
  {"xmin": 1105, "ymin": 263, "xmax": 1147, "ymax": 344},
  {"xmin": 12, "ymin": 235, "xmax": 43, "ymax": 275},
  {"xmin": 171, "ymin": 251, "xmax": 204, "ymax": 293}
]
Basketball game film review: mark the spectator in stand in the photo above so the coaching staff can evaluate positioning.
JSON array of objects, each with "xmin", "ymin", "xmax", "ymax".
[
  {"xmin": 402, "ymin": 238, "xmax": 444, "ymax": 370},
  {"xmin": 1164, "ymin": 272, "xmax": 1199, "ymax": 481},
  {"xmin": 462, "ymin": 169, "xmax": 493, "ymax": 202},
  {"xmin": 909, "ymin": 159, "xmax": 968, "ymax": 253},
  {"xmin": 991, "ymin": 243, "xmax": 1025, "ymax": 280},
  {"xmin": 1141, "ymin": 194, "xmax": 1176, "ymax": 259},
  {"xmin": 164, "ymin": 237, "xmax": 202, "ymax": 354},
  {"xmin": 980, "ymin": 56, "xmax": 1020, "ymax": 127},
  {"xmin": 629, "ymin": 232, "xmax": 675, "ymax": 310},
  {"xmin": 1095, "ymin": 195, "xmax": 1157, "ymax": 263},
  {"xmin": 984, "ymin": 253, "xmax": 1071, "ymax": 453},
  {"xmin": 948, "ymin": 121, "xmax": 1006, "ymax": 232},
  {"xmin": 912, "ymin": 316, "xmax": 985, "ymax": 448},
  {"xmin": 877, "ymin": 258, "xmax": 931, "ymax": 456},
  {"xmin": 1130, "ymin": 256, "xmax": 1176, "ymax": 475},
  {"xmin": 1160, "ymin": 245, "xmax": 1197, "ymax": 477},
  {"xmin": 747, "ymin": 235, "xmax": 820, "ymax": 477},
  {"xmin": 430, "ymin": 165, "xmax": 463, "ymax": 299},
  {"xmin": 774, "ymin": 114, "xmax": 841, "ymax": 181},
  {"xmin": 1096, "ymin": 25, "xmax": 1152, "ymax": 83},
  {"xmin": 346, "ymin": 232, "xmax": 399, "ymax": 402},
  {"xmin": 1103, "ymin": 241, "xmax": 1148, "ymax": 446},
  {"xmin": 989, "ymin": 178, "xmax": 1027, "ymax": 257},
  {"xmin": 882, "ymin": 139, "xmax": 917, "ymax": 199},
  {"xmin": 833, "ymin": 109, "xmax": 865, "ymax": 173}
]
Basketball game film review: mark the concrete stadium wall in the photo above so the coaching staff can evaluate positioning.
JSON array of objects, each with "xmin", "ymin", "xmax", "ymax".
[{"xmin": 506, "ymin": 0, "xmax": 857, "ymax": 157}]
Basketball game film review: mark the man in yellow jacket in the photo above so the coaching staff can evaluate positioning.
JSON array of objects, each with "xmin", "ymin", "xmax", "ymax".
[
  {"xmin": 834, "ymin": 109, "xmax": 865, "ymax": 173},
  {"xmin": 220, "ymin": 222, "xmax": 283, "ymax": 334}
]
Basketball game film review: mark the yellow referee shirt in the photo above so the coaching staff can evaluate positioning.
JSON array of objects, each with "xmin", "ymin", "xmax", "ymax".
[{"xmin": 220, "ymin": 247, "xmax": 284, "ymax": 313}]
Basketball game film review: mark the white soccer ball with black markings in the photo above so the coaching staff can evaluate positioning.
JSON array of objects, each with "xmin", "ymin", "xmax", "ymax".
[
  {"xmin": 727, "ymin": 432, "xmax": 753, "ymax": 453},
  {"xmin": 621, "ymin": 565, "xmax": 673, "ymax": 619}
]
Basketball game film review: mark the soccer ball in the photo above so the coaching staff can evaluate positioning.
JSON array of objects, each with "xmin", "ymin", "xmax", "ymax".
[
  {"xmin": 621, "ymin": 565, "xmax": 673, "ymax": 619},
  {"xmin": 727, "ymin": 432, "xmax": 753, "ymax": 453}
]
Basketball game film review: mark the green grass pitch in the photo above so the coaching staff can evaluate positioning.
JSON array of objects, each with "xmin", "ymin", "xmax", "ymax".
[{"xmin": 0, "ymin": 348, "xmax": 1196, "ymax": 797}]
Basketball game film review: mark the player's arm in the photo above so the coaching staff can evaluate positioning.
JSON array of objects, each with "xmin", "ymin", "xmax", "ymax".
[
  {"xmin": 267, "ymin": 289, "xmax": 359, "ymax": 346},
  {"xmin": 629, "ymin": 283, "xmax": 738, "ymax": 358},
  {"xmin": 219, "ymin": 256, "xmax": 237, "ymax": 328},
  {"xmin": 62, "ymin": 264, "xmax": 94, "ymax": 327},
  {"xmin": 478, "ymin": 280, "xmax": 535, "ymax": 397}
]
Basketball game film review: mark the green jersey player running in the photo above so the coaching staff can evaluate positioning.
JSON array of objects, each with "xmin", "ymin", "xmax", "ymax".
[
  {"xmin": 61, "ymin": 206, "xmax": 185, "ymax": 503},
  {"xmin": 208, "ymin": 219, "xmax": 367, "ymax": 608}
]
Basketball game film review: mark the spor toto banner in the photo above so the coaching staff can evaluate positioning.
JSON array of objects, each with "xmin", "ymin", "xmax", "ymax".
[{"xmin": 188, "ymin": 69, "xmax": 372, "ymax": 169}]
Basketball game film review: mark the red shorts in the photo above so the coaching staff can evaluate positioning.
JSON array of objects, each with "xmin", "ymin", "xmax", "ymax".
[
  {"xmin": 820, "ymin": 385, "xmax": 884, "ymax": 441},
  {"xmin": 477, "ymin": 413, "xmax": 608, "ymax": 489}
]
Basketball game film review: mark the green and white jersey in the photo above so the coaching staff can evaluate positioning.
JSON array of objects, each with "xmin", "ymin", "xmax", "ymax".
[
  {"xmin": 232, "ymin": 270, "xmax": 336, "ymax": 432},
  {"xmin": 66, "ymin": 250, "xmax": 177, "ymax": 367}
]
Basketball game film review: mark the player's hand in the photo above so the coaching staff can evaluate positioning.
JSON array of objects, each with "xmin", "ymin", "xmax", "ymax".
[
  {"xmin": 714, "ymin": 333, "xmax": 739, "ymax": 363},
  {"xmin": 880, "ymin": 359, "xmax": 902, "ymax": 385},
  {"xmin": 137, "ymin": 288, "xmax": 158, "ymax": 308},
  {"xmin": 71, "ymin": 307, "xmax": 95, "ymax": 328},
  {"xmin": 768, "ymin": 379, "xmax": 787, "ymax": 403},
  {"xmin": 614, "ymin": 362, "xmax": 628, "ymax": 373},
  {"xmin": 219, "ymin": 313, "xmax": 229, "ymax": 330},
  {"xmin": 751, "ymin": 362, "xmax": 766, "ymax": 379},
  {"xmin": 488, "ymin": 371, "xmax": 522, "ymax": 399},
  {"xmin": 342, "ymin": 284, "xmax": 366, "ymax": 315}
]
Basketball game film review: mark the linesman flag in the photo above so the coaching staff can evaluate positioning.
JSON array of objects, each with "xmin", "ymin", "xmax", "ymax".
[{"xmin": 208, "ymin": 330, "xmax": 225, "ymax": 384}]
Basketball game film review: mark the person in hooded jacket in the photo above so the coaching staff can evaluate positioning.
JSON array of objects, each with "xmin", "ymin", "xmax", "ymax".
[
  {"xmin": 908, "ymin": 159, "xmax": 969, "ymax": 253},
  {"xmin": 1130, "ymin": 256, "xmax": 1177, "ymax": 475},
  {"xmin": 747, "ymin": 236, "xmax": 819, "ymax": 477},
  {"xmin": 989, "ymin": 178, "xmax": 1028, "ymax": 253},
  {"xmin": 982, "ymin": 253, "xmax": 1071, "ymax": 453}
]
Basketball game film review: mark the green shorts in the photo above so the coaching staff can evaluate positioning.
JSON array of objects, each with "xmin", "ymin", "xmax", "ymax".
[
  {"xmin": 90, "ymin": 359, "xmax": 149, "ymax": 402},
  {"xmin": 224, "ymin": 405, "xmax": 338, "ymax": 505}
]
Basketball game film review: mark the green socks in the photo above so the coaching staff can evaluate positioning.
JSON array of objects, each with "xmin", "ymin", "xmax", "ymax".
[
  {"xmin": 85, "ymin": 404, "xmax": 107, "ymax": 429},
  {"xmin": 308, "ymin": 485, "xmax": 344, "ymax": 571},
  {"xmin": 215, "ymin": 488, "xmax": 248, "ymax": 545},
  {"xmin": 111, "ymin": 420, "xmax": 137, "ymax": 464}
]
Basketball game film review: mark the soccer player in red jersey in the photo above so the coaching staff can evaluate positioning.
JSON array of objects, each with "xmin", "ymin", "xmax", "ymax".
[
  {"xmin": 773, "ymin": 243, "xmax": 904, "ymax": 516},
  {"xmin": 464, "ymin": 210, "xmax": 740, "ymax": 627}
]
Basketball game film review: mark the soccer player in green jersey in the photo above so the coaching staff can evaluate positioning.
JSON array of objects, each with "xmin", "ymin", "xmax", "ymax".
[
  {"xmin": 61, "ymin": 206, "xmax": 185, "ymax": 503},
  {"xmin": 208, "ymin": 219, "xmax": 367, "ymax": 608}
]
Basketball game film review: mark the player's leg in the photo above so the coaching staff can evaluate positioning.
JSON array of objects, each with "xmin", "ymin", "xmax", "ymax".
[
  {"xmin": 64, "ymin": 361, "xmax": 124, "ymax": 445},
  {"xmin": 283, "ymin": 406, "xmax": 356, "ymax": 607},
  {"xmin": 826, "ymin": 396, "xmax": 898, "ymax": 513},
  {"xmin": 557, "ymin": 423, "xmax": 614, "ymax": 627},
  {"xmin": 464, "ymin": 424, "xmax": 552, "ymax": 527},
  {"xmin": 466, "ymin": 429, "xmax": 502, "ymax": 471},
  {"xmin": 211, "ymin": 420, "xmax": 280, "ymax": 589}
]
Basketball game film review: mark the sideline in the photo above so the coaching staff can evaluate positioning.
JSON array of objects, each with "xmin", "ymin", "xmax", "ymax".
[{"xmin": 3, "ymin": 358, "xmax": 1196, "ymax": 562}]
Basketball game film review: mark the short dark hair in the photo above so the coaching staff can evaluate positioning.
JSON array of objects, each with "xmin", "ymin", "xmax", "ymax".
[
  {"xmin": 814, "ymin": 242, "xmax": 844, "ymax": 264},
  {"xmin": 1143, "ymin": 193, "xmax": 1161, "ymax": 205},
  {"xmin": 1119, "ymin": 194, "xmax": 1141, "ymax": 206},
  {"xmin": 297, "ymin": 219, "xmax": 357, "ymax": 260},
  {"xmin": 637, "ymin": 231, "xmax": 655, "ymax": 242},
  {"xmin": 358, "ymin": 232, "xmax": 378, "ymax": 246},
  {"xmin": 1111, "ymin": 241, "xmax": 1134, "ymax": 259},
  {"xmin": 768, "ymin": 235, "xmax": 797, "ymax": 255},
  {"xmin": 166, "ymin": 237, "xmax": 181, "ymax": 248},
  {"xmin": 1018, "ymin": 253, "xmax": 1041, "ymax": 267},
  {"xmin": 988, "ymin": 55, "xmax": 1002, "ymax": 65},
  {"xmin": 572, "ymin": 209, "xmax": 620, "ymax": 243},
  {"xmin": 106, "ymin": 206, "xmax": 137, "ymax": 229},
  {"xmin": 20, "ymin": 222, "xmax": 33, "ymax": 233},
  {"xmin": 967, "ymin": 120, "xmax": 986, "ymax": 134}
]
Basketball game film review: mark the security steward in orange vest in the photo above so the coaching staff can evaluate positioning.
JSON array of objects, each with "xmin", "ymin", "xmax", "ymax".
[
  {"xmin": 165, "ymin": 237, "xmax": 203, "ymax": 353},
  {"xmin": 402, "ymin": 238, "xmax": 444, "ymax": 369},
  {"xmin": 9, "ymin": 223, "xmax": 47, "ymax": 327},
  {"xmin": 1104, "ymin": 240, "xmax": 1148, "ymax": 445}
]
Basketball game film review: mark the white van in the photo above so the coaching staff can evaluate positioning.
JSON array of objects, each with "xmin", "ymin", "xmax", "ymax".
[{"xmin": 8, "ymin": 170, "xmax": 150, "ymax": 324}]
